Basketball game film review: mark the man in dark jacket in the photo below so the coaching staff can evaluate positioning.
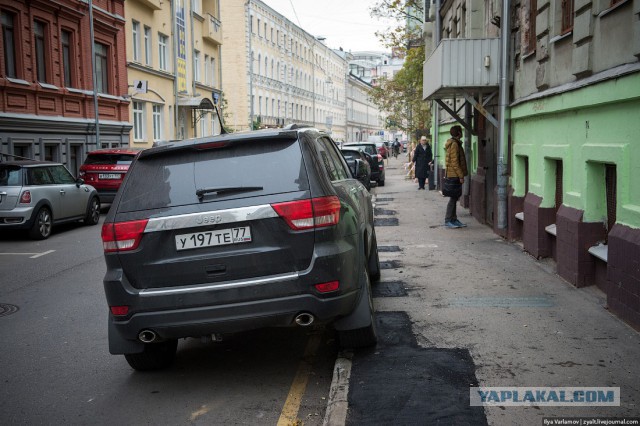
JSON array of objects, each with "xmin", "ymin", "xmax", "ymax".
[{"xmin": 413, "ymin": 136, "xmax": 433, "ymax": 190}]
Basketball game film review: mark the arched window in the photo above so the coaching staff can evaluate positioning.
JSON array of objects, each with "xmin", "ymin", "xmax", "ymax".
[
  {"xmin": 264, "ymin": 56, "xmax": 268, "ymax": 77},
  {"xmin": 257, "ymin": 53, "xmax": 261, "ymax": 74}
]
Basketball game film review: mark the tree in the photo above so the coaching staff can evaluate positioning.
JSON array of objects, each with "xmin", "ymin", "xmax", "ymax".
[
  {"xmin": 370, "ymin": 0, "xmax": 425, "ymax": 51},
  {"xmin": 369, "ymin": 46, "xmax": 431, "ymax": 140}
]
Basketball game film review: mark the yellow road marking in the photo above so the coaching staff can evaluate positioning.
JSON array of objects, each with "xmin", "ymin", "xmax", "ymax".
[{"xmin": 277, "ymin": 332, "xmax": 323, "ymax": 426}]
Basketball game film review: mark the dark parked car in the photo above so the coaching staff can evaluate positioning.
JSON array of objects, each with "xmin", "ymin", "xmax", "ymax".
[
  {"xmin": 340, "ymin": 148, "xmax": 372, "ymax": 191},
  {"xmin": 0, "ymin": 161, "xmax": 100, "ymax": 239},
  {"xmin": 342, "ymin": 143, "xmax": 385, "ymax": 186},
  {"xmin": 101, "ymin": 126, "xmax": 380, "ymax": 370},
  {"xmin": 79, "ymin": 149, "xmax": 139, "ymax": 204}
]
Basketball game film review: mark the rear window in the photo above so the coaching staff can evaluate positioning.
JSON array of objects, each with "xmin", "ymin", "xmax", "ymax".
[
  {"xmin": 346, "ymin": 145, "xmax": 376, "ymax": 156},
  {"xmin": 0, "ymin": 166, "xmax": 21, "ymax": 186},
  {"xmin": 341, "ymin": 150, "xmax": 360, "ymax": 161},
  {"xmin": 84, "ymin": 153, "xmax": 136, "ymax": 165},
  {"xmin": 118, "ymin": 138, "xmax": 308, "ymax": 212}
]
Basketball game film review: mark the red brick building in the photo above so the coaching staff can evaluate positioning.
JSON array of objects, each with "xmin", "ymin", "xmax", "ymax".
[{"xmin": 0, "ymin": 0, "xmax": 130, "ymax": 174}]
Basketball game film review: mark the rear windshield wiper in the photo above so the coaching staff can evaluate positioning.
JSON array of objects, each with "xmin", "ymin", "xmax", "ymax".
[{"xmin": 196, "ymin": 186, "xmax": 264, "ymax": 201}]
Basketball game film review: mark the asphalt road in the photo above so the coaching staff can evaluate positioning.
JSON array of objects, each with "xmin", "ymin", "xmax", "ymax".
[{"xmin": 0, "ymin": 218, "xmax": 336, "ymax": 425}]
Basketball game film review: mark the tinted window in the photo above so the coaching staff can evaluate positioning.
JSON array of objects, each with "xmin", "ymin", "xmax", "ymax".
[
  {"xmin": 27, "ymin": 167, "xmax": 53, "ymax": 185},
  {"xmin": 48, "ymin": 165, "xmax": 76, "ymax": 184},
  {"xmin": 84, "ymin": 153, "xmax": 136, "ymax": 165},
  {"xmin": 0, "ymin": 166, "xmax": 21, "ymax": 186},
  {"xmin": 345, "ymin": 144, "xmax": 376, "ymax": 156},
  {"xmin": 118, "ymin": 138, "xmax": 308, "ymax": 212},
  {"xmin": 340, "ymin": 150, "xmax": 359, "ymax": 161},
  {"xmin": 316, "ymin": 137, "xmax": 349, "ymax": 182}
]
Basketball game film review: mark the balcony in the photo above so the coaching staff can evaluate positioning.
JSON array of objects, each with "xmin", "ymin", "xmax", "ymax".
[
  {"xmin": 204, "ymin": 14, "xmax": 222, "ymax": 45},
  {"xmin": 136, "ymin": 0, "xmax": 162, "ymax": 11},
  {"xmin": 423, "ymin": 38, "xmax": 500, "ymax": 100}
]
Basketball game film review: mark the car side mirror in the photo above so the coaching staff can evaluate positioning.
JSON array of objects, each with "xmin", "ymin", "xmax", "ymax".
[{"xmin": 76, "ymin": 177, "xmax": 85, "ymax": 187}]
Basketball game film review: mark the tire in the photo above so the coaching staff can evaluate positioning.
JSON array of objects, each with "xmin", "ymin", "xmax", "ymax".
[
  {"xmin": 378, "ymin": 179, "xmax": 385, "ymax": 187},
  {"xmin": 338, "ymin": 272, "xmax": 377, "ymax": 349},
  {"xmin": 368, "ymin": 231, "xmax": 381, "ymax": 282},
  {"xmin": 124, "ymin": 339, "xmax": 178, "ymax": 371},
  {"xmin": 28, "ymin": 207, "xmax": 52, "ymax": 240},
  {"xmin": 84, "ymin": 197, "xmax": 100, "ymax": 225}
]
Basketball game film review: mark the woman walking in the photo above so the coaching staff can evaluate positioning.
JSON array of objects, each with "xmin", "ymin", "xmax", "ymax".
[
  {"xmin": 444, "ymin": 125, "xmax": 468, "ymax": 228},
  {"xmin": 412, "ymin": 136, "xmax": 433, "ymax": 190}
]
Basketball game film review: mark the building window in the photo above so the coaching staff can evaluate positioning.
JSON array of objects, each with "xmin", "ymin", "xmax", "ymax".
[
  {"xmin": 192, "ymin": 0, "xmax": 202, "ymax": 15},
  {"xmin": 194, "ymin": 50, "xmax": 200, "ymax": 81},
  {"xmin": 555, "ymin": 160, "xmax": 563, "ymax": 211},
  {"xmin": 525, "ymin": 0, "xmax": 537, "ymax": 54},
  {"xmin": 257, "ymin": 18, "xmax": 261, "ymax": 37},
  {"xmin": 2, "ymin": 11, "xmax": 17, "ymax": 78},
  {"xmin": 605, "ymin": 164, "xmax": 617, "ymax": 240},
  {"xmin": 34, "ymin": 20, "xmax": 47, "ymax": 82},
  {"xmin": 152, "ymin": 105, "xmax": 163, "ymax": 141},
  {"xmin": 94, "ymin": 42, "xmax": 108, "ymax": 93},
  {"xmin": 158, "ymin": 33, "xmax": 168, "ymax": 71},
  {"xmin": 204, "ymin": 54, "xmax": 209, "ymax": 84},
  {"xmin": 144, "ymin": 26, "xmax": 151, "ymax": 66},
  {"xmin": 132, "ymin": 20, "xmax": 140, "ymax": 62},
  {"xmin": 61, "ymin": 30, "xmax": 73, "ymax": 87},
  {"xmin": 200, "ymin": 114, "xmax": 207, "ymax": 136},
  {"xmin": 210, "ymin": 57, "xmax": 215, "ymax": 85},
  {"xmin": 133, "ymin": 101, "xmax": 145, "ymax": 141},
  {"xmin": 561, "ymin": 0, "xmax": 574, "ymax": 34}
]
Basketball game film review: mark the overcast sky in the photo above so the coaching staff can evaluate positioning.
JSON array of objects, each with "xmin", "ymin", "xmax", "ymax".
[{"xmin": 261, "ymin": 0, "xmax": 393, "ymax": 53}]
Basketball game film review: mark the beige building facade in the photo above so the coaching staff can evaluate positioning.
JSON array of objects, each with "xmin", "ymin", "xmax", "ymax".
[
  {"xmin": 220, "ymin": 0, "xmax": 346, "ymax": 140},
  {"xmin": 125, "ymin": 0, "xmax": 223, "ymax": 148}
]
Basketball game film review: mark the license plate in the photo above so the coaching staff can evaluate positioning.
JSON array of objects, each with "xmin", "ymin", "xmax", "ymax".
[
  {"xmin": 175, "ymin": 226, "xmax": 252, "ymax": 251},
  {"xmin": 98, "ymin": 173, "xmax": 121, "ymax": 179}
]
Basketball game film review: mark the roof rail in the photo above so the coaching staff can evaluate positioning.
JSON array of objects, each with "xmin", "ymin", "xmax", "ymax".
[{"xmin": 281, "ymin": 123, "xmax": 313, "ymax": 130}]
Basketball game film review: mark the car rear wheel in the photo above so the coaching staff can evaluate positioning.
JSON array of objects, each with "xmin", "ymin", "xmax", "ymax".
[
  {"xmin": 124, "ymin": 339, "xmax": 178, "ymax": 371},
  {"xmin": 378, "ymin": 179, "xmax": 385, "ymax": 187},
  {"xmin": 84, "ymin": 197, "xmax": 100, "ymax": 225},
  {"xmin": 29, "ymin": 207, "xmax": 52, "ymax": 240},
  {"xmin": 368, "ymin": 231, "xmax": 381, "ymax": 282},
  {"xmin": 338, "ymin": 271, "xmax": 377, "ymax": 348}
]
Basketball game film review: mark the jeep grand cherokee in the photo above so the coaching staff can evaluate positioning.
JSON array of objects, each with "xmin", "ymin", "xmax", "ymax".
[{"xmin": 101, "ymin": 126, "xmax": 380, "ymax": 370}]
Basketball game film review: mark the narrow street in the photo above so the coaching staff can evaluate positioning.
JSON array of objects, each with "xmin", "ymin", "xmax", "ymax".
[{"xmin": 345, "ymin": 155, "xmax": 640, "ymax": 425}]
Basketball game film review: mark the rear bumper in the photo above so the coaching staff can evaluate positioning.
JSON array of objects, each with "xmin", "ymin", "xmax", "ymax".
[
  {"xmin": 104, "ymin": 240, "xmax": 363, "ymax": 354},
  {"xmin": 96, "ymin": 189, "xmax": 117, "ymax": 203},
  {"xmin": 0, "ymin": 206, "xmax": 35, "ymax": 229}
]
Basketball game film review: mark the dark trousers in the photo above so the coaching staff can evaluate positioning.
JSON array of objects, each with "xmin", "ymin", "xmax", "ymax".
[
  {"xmin": 417, "ymin": 177, "xmax": 426, "ymax": 189},
  {"xmin": 445, "ymin": 195, "xmax": 459, "ymax": 222}
]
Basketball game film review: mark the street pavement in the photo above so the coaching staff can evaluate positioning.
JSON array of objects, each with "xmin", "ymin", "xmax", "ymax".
[{"xmin": 342, "ymin": 155, "xmax": 640, "ymax": 425}]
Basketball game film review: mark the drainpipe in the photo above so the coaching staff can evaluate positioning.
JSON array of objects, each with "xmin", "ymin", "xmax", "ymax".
[
  {"xmin": 172, "ymin": 0, "xmax": 178, "ymax": 139},
  {"xmin": 88, "ymin": 0, "xmax": 100, "ymax": 148},
  {"xmin": 247, "ymin": 1, "xmax": 254, "ymax": 129},
  {"xmin": 497, "ymin": 0, "xmax": 511, "ymax": 229},
  {"xmin": 433, "ymin": 0, "xmax": 441, "ymax": 187}
]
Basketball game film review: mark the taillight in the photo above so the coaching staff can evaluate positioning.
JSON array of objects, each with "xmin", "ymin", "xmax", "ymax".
[
  {"xmin": 315, "ymin": 281, "xmax": 339, "ymax": 293},
  {"xmin": 110, "ymin": 306, "xmax": 129, "ymax": 316},
  {"xmin": 271, "ymin": 196, "xmax": 340, "ymax": 230},
  {"xmin": 101, "ymin": 219, "xmax": 149, "ymax": 253},
  {"xmin": 19, "ymin": 190, "xmax": 31, "ymax": 204}
]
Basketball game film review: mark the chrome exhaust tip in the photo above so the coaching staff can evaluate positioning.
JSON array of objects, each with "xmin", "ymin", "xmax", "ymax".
[
  {"xmin": 138, "ymin": 329, "xmax": 157, "ymax": 343},
  {"xmin": 294, "ymin": 313, "xmax": 315, "ymax": 327}
]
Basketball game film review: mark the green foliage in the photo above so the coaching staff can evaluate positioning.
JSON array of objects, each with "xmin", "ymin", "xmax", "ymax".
[
  {"xmin": 370, "ymin": 0, "xmax": 424, "ymax": 51},
  {"xmin": 369, "ymin": 46, "xmax": 431, "ymax": 140}
]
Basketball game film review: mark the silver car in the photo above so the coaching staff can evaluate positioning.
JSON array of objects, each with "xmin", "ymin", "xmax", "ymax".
[{"xmin": 0, "ymin": 161, "xmax": 100, "ymax": 239}]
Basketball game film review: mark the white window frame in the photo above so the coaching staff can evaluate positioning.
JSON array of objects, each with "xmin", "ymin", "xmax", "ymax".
[
  {"xmin": 152, "ymin": 104, "xmax": 163, "ymax": 141},
  {"xmin": 194, "ymin": 50, "xmax": 201, "ymax": 82},
  {"xmin": 200, "ymin": 113, "xmax": 207, "ymax": 137},
  {"xmin": 133, "ymin": 101, "xmax": 145, "ymax": 141},
  {"xmin": 192, "ymin": 0, "xmax": 202, "ymax": 15},
  {"xmin": 158, "ymin": 33, "xmax": 168, "ymax": 71},
  {"xmin": 132, "ymin": 20, "xmax": 140, "ymax": 62},
  {"xmin": 210, "ymin": 57, "xmax": 215, "ymax": 86},
  {"xmin": 144, "ymin": 26, "xmax": 151, "ymax": 66},
  {"xmin": 204, "ymin": 54, "xmax": 209, "ymax": 85}
]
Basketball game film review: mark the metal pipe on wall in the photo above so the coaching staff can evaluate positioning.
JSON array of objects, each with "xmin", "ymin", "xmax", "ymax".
[
  {"xmin": 433, "ymin": 0, "xmax": 441, "ymax": 187},
  {"xmin": 88, "ymin": 0, "xmax": 100, "ymax": 148},
  {"xmin": 497, "ymin": 0, "xmax": 511, "ymax": 229}
]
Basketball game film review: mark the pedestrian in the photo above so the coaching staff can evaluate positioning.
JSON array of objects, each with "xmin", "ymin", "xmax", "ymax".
[
  {"xmin": 444, "ymin": 125, "xmax": 468, "ymax": 228},
  {"xmin": 412, "ymin": 135, "xmax": 433, "ymax": 190}
]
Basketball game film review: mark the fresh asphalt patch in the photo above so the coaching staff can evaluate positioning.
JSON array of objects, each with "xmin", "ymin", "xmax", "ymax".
[
  {"xmin": 377, "ymin": 245, "xmax": 402, "ymax": 253},
  {"xmin": 375, "ymin": 197, "xmax": 395, "ymax": 202},
  {"xmin": 379, "ymin": 260, "xmax": 403, "ymax": 270},
  {"xmin": 346, "ymin": 312, "xmax": 488, "ymax": 425},
  {"xmin": 374, "ymin": 218, "xmax": 399, "ymax": 227},
  {"xmin": 374, "ymin": 208, "xmax": 397, "ymax": 216},
  {"xmin": 372, "ymin": 281, "xmax": 408, "ymax": 298}
]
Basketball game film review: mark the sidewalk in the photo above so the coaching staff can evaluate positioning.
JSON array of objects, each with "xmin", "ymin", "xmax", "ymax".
[{"xmin": 343, "ymin": 156, "xmax": 640, "ymax": 424}]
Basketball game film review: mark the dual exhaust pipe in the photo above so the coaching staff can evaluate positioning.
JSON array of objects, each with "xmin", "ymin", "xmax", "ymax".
[{"xmin": 138, "ymin": 313, "xmax": 314, "ymax": 343}]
